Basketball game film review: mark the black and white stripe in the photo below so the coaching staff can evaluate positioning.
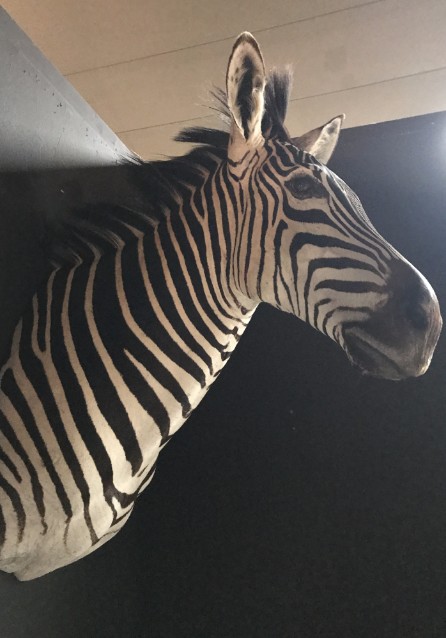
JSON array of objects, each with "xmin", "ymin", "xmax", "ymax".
[{"xmin": 0, "ymin": 32, "xmax": 441, "ymax": 580}]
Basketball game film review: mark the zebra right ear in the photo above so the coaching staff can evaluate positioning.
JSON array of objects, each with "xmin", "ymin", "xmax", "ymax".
[
  {"xmin": 226, "ymin": 32, "xmax": 266, "ymax": 155},
  {"xmin": 292, "ymin": 115, "xmax": 345, "ymax": 164}
]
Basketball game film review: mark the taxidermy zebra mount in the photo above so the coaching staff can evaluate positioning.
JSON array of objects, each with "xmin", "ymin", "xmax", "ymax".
[{"xmin": 0, "ymin": 32, "xmax": 442, "ymax": 580}]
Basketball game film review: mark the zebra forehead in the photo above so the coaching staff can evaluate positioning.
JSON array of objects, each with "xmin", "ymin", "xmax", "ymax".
[{"xmin": 275, "ymin": 139, "xmax": 320, "ymax": 165}]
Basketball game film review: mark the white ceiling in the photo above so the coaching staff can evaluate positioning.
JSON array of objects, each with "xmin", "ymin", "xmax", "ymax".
[{"xmin": 3, "ymin": 0, "xmax": 446, "ymax": 159}]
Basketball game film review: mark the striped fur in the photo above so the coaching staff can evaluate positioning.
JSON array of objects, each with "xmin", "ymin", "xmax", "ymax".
[{"xmin": 0, "ymin": 33, "xmax": 441, "ymax": 579}]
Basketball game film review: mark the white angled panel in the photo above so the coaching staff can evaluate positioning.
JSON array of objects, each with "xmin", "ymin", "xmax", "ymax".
[
  {"xmin": 66, "ymin": 0, "xmax": 446, "ymax": 137},
  {"xmin": 2, "ymin": 0, "xmax": 376, "ymax": 74}
]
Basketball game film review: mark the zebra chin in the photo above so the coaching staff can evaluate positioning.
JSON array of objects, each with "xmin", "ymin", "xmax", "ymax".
[{"xmin": 342, "ymin": 328, "xmax": 437, "ymax": 381}]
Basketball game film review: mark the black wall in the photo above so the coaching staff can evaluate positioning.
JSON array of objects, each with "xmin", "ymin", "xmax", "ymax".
[{"xmin": 1, "ymin": 112, "xmax": 446, "ymax": 638}]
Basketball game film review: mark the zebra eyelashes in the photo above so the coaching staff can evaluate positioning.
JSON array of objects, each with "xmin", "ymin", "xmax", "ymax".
[{"xmin": 285, "ymin": 175, "xmax": 327, "ymax": 200}]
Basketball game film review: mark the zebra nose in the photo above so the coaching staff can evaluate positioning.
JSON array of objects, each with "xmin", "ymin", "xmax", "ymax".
[{"xmin": 389, "ymin": 260, "xmax": 436, "ymax": 332}]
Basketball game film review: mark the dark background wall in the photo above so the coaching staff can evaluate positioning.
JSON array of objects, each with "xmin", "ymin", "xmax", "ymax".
[{"xmin": 1, "ymin": 111, "xmax": 445, "ymax": 638}]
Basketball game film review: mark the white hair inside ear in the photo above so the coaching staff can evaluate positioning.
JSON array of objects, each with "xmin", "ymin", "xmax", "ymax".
[
  {"xmin": 292, "ymin": 115, "xmax": 345, "ymax": 164},
  {"xmin": 226, "ymin": 32, "xmax": 266, "ymax": 151}
]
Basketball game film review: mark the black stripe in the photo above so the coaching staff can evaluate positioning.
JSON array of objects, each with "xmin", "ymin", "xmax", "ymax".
[
  {"xmin": 1, "ymin": 367, "xmax": 73, "ymax": 523},
  {"xmin": 35, "ymin": 284, "xmax": 48, "ymax": 353},
  {"xmin": 314, "ymin": 279, "xmax": 383, "ymax": 294},
  {"xmin": 0, "ymin": 446, "xmax": 21, "ymax": 484},
  {"xmin": 47, "ymin": 278, "xmax": 135, "ymax": 518},
  {"xmin": 243, "ymin": 170, "xmax": 258, "ymax": 287},
  {"xmin": 273, "ymin": 220, "xmax": 295, "ymax": 312},
  {"xmin": 184, "ymin": 170, "xmax": 237, "ymax": 319},
  {"xmin": 329, "ymin": 194, "xmax": 389, "ymax": 271},
  {"xmin": 136, "ymin": 463, "xmax": 157, "ymax": 497},
  {"xmin": 0, "ymin": 474, "xmax": 25, "ymax": 543},
  {"xmin": 147, "ymin": 228, "xmax": 216, "ymax": 373},
  {"xmin": 283, "ymin": 203, "xmax": 339, "ymax": 228},
  {"xmin": 0, "ymin": 410, "xmax": 48, "ymax": 534},
  {"xmin": 67, "ymin": 260, "xmax": 144, "ymax": 476},
  {"xmin": 255, "ymin": 170, "xmax": 270, "ymax": 298},
  {"xmin": 260, "ymin": 164, "xmax": 281, "ymax": 225},
  {"xmin": 290, "ymin": 232, "xmax": 384, "ymax": 272},
  {"xmin": 0, "ymin": 502, "xmax": 5, "ymax": 548},
  {"xmin": 321, "ymin": 305, "xmax": 371, "ymax": 338},
  {"xmin": 118, "ymin": 245, "xmax": 194, "ymax": 417},
  {"xmin": 321, "ymin": 307, "xmax": 339, "ymax": 337},
  {"xmin": 273, "ymin": 143, "xmax": 300, "ymax": 169},
  {"xmin": 304, "ymin": 257, "xmax": 381, "ymax": 324},
  {"xmin": 173, "ymin": 181, "xmax": 234, "ymax": 330},
  {"xmin": 15, "ymin": 343, "xmax": 98, "ymax": 544},
  {"xmin": 235, "ymin": 181, "xmax": 249, "ymax": 292},
  {"xmin": 134, "ymin": 239, "xmax": 207, "ymax": 388},
  {"xmin": 215, "ymin": 167, "xmax": 242, "ymax": 309},
  {"xmin": 313, "ymin": 297, "xmax": 331, "ymax": 331},
  {"xmin": 156, "ymin": 220, "xmax": 225, "ymax": 355}
]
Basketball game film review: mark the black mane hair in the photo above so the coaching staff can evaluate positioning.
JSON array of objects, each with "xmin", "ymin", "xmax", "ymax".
[
  {"xmin": 48, "ymin": 70, "xmax": 293, "ymax": 267},
  {"xmin": 174, "ymin": 68, "xmax": 292, "ymax": 151}
]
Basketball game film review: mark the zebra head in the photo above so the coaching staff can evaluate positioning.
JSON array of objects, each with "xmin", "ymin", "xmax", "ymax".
[{"xmin": 225, "ymin": 32, "xmax": 442, "ymax": 380}]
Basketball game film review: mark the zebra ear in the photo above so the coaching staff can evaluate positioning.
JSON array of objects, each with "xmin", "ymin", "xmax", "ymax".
[
  {"xmin": 226, "ymin": 32, "xmax": 266, "ymax": 151},
  {"xmin": 292, "ymin": 115, "xmax": 345, "ymax": 164}
]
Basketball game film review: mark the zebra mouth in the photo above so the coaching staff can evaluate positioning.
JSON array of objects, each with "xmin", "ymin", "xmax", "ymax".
[{"xmin": 343, "ymin": 328, "xmax": 406, "ymax": 381}]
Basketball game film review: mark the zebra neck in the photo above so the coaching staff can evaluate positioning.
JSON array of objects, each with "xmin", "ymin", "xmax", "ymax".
[{"xmin": 120, "ymin": 216, "xmax": 256, "ymax": 386}]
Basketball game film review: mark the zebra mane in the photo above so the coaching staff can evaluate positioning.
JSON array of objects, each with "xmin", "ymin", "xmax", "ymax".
[{"xmin": 47, "ymin": 69, "xmax": 292, "ymax": 268}]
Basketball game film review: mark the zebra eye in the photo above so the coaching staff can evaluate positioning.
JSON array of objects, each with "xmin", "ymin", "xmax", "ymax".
[{"xmin": 286, "ymin": 176, "xmax": 325, "ymax": 200}]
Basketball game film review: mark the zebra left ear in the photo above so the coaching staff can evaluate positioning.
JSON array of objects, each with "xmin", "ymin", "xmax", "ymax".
[
  {"xmin": 226, "ymin": 32, "xmax": 266, "ymax": 153},
  {"xmin": 292, "ymin": 115, "xmax": 345, "ymax": 164}
]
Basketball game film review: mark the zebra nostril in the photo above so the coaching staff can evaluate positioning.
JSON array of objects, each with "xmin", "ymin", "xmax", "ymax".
[
  {"xmin": 397, "ymin": 279, "xmax": 430, "ymax": 331},
  {"xmin": 402, "ymin": 300, "xmax": 429, "ymax": 331},
  {"xmin": 387, "ymin": 261, "xmax": 432, "ymax": 333}
]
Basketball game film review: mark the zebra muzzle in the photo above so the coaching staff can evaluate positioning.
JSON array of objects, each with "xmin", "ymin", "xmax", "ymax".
[{"xmin": 342, "ymin": 262, "xmax": 442, "ymax": 380}]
